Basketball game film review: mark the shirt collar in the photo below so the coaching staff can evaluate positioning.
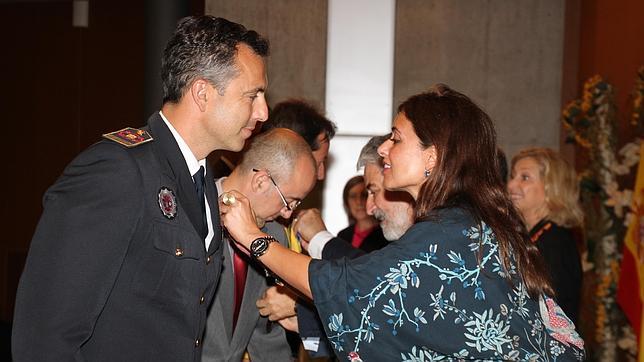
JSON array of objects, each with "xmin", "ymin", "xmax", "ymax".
[{"xmin": 159, "ymin": 111, "xmax": 206, "ymax": 178}]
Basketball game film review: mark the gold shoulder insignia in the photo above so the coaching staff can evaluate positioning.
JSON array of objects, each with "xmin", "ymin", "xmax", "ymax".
[{"xmin": 103, "ymin": 127, "xmax": 153, "ymax": 148}]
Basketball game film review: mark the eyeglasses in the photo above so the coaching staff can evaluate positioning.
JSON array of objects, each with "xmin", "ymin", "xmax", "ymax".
[{"xmin": 253, "ymin": 168, "xmax": 302, "ymax": 211}]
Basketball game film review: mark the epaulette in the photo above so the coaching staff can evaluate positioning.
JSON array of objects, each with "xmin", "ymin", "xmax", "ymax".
[{"xmin": 102, "ymin": 127, "xmax": 153, "ymax": 148}]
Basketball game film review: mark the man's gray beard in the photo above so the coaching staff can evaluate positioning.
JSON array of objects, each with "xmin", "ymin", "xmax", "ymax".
[
  {"xmin": 382, "ymin": 223, "xmax": 406, "ymax": 241},
  {"xmin": 373, "ymin": 209, "xmax": 407, "ymax": 241}
]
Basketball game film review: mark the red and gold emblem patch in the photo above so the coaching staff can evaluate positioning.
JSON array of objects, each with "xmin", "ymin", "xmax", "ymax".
[{"xmin": 103, "ymin": 127, "xmax": 153, "ymax": 148}]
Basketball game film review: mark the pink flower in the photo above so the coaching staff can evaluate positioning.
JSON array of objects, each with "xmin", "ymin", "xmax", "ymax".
[{"xmin": 348, "ymin": 351, "xmax": 363, "ymax": 362}]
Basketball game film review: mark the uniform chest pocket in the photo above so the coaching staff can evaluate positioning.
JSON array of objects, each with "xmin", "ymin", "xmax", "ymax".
[{"xmin": 130, "ymin": 219, "xmax": 206, "ymax": 307}]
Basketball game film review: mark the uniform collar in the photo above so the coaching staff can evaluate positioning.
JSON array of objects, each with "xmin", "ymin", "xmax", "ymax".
[{"xmin": 159, "ymin": 111, "xmax": 206, "ymax": 178}]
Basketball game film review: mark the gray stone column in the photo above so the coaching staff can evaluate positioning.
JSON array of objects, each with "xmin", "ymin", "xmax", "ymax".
[{"xmin": 144, "ymin": 0, "xmax": 189, "ymax": 117}]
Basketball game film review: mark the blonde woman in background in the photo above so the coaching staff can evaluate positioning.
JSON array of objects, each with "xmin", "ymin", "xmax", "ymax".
[{"xmin": 508, "ymin": 147, "xmax": 584, "ymax": 324}]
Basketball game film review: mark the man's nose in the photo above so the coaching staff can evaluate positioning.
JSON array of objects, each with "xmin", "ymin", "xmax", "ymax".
[
  {"xmin": 254, "ymin": 94, "xmax": 269, "ymax": 122},
  {"xmin": 280, "ymin": 207, "xmax": 294, "ymax": 220}
]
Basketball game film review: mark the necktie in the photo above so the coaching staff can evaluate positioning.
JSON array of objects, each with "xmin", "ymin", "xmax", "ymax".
[
  {"xmin": 192, "ymin": 166, "xmax": 207, "ymax": 237},
  {"xmin": 232, "ymin": 247, "xmax": 247, "ymax": 330}
]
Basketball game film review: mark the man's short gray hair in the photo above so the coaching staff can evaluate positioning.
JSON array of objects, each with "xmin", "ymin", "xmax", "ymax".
[
  {"xmin": 356, "ymin": 134, "xmax": 390, "ymax": 171},
  {"xmin": 239, "ymin": 128, "xmax": 315, "ymax": 182}
]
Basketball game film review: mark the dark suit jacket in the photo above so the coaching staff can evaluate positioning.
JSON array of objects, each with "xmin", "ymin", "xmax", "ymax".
[
  {"xmin": 337, "ymin": 224, "xmax": 388, "ymax": 254},
  {"xmin": 12, "ymin": 113, "xmax": 224, "ymax": 362}
]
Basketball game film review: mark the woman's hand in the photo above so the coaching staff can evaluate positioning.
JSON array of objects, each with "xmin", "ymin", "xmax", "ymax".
[{"xmin": 219, "ymin": 190, "xmax": 266, "ymax": 250}]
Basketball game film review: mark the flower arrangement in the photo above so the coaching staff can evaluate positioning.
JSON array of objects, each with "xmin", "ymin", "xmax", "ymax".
[{"xmin": 562, "ymin": 72, "xmax": 643, "ymax": 361}]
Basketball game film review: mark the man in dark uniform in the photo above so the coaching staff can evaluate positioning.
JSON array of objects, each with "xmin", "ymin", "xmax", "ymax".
[{"xmin": 12, "ymin": 16, "xmax": 269, "ymax": 361}]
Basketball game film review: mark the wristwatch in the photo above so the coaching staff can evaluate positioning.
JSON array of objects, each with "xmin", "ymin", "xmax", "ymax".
[{"xmin": 250, "ymin": 235, "xmax": 276, "ymax": 259}]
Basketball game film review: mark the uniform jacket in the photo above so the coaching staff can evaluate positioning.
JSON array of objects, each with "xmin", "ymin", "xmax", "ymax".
[
  {"xmin": 202, "ymin": 221, "xmax": 291, "ymax": 361},
  {"xmin": 12, "ymin": 113, "xmax": 224, "ymax": 361}
]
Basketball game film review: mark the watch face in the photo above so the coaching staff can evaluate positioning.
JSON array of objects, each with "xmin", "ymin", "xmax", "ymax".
[
  {"xmin": 251, "ymin": 236, "xmax": 275, "ymax": 258},
  {"xmin": 252, "ymin": 238, "xmax": 267, "ymax": 251}
]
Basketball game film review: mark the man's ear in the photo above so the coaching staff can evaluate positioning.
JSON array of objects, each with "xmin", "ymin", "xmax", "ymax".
[
  {"xmin": 425, "ymin": 145, "xmax": 438, "ymax": 172},
  {"xmin": 250, "ymin": 169, "xmax": 270, "ymax": 193},
  {"xmin": 190, "ymin": 79, "xmax": 209, "ymax": 112}
]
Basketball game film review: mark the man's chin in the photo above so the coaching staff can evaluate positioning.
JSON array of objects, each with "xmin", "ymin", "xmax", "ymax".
[
  {"xmin": 381, "ymin": 222, "xmax": 406, "ymax": 241},
  {"xmin": 228, "ymin": 139, "xmax": 246, "ymax": 152}
]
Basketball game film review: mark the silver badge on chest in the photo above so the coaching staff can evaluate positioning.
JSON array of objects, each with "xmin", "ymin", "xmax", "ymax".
[{"xmin": 158, "ymin": 187, "xmax": 177, "ymax": 219}]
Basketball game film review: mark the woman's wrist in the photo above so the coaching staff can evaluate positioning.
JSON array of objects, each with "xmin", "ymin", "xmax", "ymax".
[{"xmin": 245, "ymin": 232, "xmax": 271, "ymax": 249}]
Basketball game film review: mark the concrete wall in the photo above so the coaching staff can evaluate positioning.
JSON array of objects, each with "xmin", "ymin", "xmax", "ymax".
[
  {"xmin": 394, "ymin": 0, "xmax": 566, "ymax": 160},
  {"xmin": 206, "ymin": 0, "xmax": 327, "ymax": 107}
]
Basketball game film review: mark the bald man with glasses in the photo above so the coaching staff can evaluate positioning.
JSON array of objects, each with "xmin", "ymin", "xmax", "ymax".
[{"xmin": 202, "ymin": 128, "xmax": 317, "ymax": 362}]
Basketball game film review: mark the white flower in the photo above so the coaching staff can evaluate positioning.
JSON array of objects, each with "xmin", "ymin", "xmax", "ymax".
[
  {"xmin": 610, "ymin": 163, "xmax": 630, "ymax": 175},
  {"xmin": 600, "ymin": 146, "xmax": 616, "ymax": 165},
  {"xmin": 549, "ymin": 340, "xmax": 565, "ymax": 357},
  {"xmin": 604, "ymin": 181, "xmax": 619, "ymax": 195},
  {"xmin": 619, "ymin": 140, "xmax": 642, "ymax": 168},
  {"xmin": 601, "ymin": 235, "xmax": 617, "ymax": 255},
  {"xmin": 464, "ymin": 309, "xmax": 512, "ymax": 353},
  {"xmin": 610, "ymin": 140, "xmax": 641, "ymax": 175},
  {"xmin": 623, "ymin": 212, "xmax": 636, "ymax": 227},
  {"xmin": 604, "ymin": 181, "xmax": 633, "ymax": 218},
  {"xmin": 617, "ymin": 325, "xmax": 638, "ymax": 355}
]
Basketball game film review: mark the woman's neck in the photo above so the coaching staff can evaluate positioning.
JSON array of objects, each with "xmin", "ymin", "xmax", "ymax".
[{"xmin": 523, "ymin": 209, "xmax": 547, "ymax": 231}]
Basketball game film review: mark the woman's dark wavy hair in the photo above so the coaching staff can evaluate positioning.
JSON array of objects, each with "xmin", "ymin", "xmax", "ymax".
[{"xmin": 401, "ymin": 84, "xmax": 553, "ymax": 299}]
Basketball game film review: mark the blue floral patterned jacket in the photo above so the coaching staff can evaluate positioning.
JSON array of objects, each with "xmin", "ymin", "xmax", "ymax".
[{"xmin": 309, "ymin": 207, "xmax": 585, "ymax": 361}]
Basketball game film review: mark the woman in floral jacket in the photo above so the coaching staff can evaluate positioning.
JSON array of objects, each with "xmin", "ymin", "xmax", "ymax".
[{"xmin": 220, "ymin": 84, "xmax": 585, "ymax": 361}]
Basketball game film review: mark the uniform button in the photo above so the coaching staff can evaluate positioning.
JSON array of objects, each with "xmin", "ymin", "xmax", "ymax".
[
  {"xmin": 199, "ymin": 295, "xmax": 205, "ymax": 304},
  {"xmin": 195, "ymin": 339, "xmax": 200, "ymax": 347},
  {"xmin": 206, "ymin": 256, "xmax": 211, "ymax": 264},
  {"xmin": 175, "ymin": 248, "xmax": 183, "ymax": 257}
]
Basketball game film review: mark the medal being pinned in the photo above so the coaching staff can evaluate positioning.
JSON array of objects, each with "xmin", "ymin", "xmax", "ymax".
[{"xmin": 221, "ymin": 192, "xmax": 236, "ymax": 206}]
